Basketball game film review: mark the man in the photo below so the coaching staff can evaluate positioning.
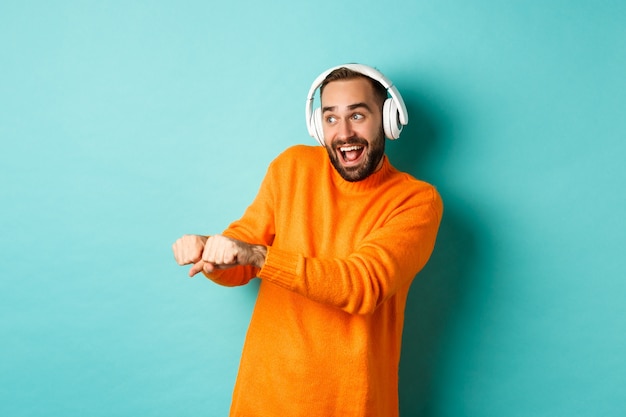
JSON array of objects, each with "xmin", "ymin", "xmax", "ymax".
[{"xmin": 172, "ymin": 64, "xmax": 443, "ymax": 416}]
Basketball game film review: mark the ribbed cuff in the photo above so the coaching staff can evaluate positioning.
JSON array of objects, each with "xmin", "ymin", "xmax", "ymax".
[{"xmin": 259, "ymin": 246, "xmax": 301, "ymax": 289}]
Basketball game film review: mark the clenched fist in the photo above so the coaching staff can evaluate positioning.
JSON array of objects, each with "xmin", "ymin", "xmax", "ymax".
[
  {"xmin": 172, "ymin": 234, "xmax": 207, "ymax": 266},
  {"xmin": 172, "ymin": 234, "xmax": 267, "ymax": 277}
]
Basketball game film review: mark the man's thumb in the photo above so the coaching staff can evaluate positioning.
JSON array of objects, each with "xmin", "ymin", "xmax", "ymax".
[{"xmin": 189, "ymin": 260, "xmax": 206, "ymax": 277}]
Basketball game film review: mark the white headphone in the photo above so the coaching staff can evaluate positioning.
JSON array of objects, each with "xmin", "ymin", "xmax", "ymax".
[{"xmin": 305, "ymin": 63, "xmax": 409, "ymax": 146}]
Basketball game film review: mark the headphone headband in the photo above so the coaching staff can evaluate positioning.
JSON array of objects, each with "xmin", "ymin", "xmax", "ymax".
[{"xmin": 305, "ymin": 63, "xmax": 409, "ymax": 144}]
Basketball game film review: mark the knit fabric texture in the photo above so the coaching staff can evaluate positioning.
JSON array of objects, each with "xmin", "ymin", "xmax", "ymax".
[{"xmin": 207, "ymin": 145, "xmax": 443, "ymax": 417}]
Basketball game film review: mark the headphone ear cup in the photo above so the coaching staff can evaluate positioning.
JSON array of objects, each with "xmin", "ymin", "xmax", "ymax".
[
  {"xmin": 312, "ymin": 107, "xmax": 325, "ymax": 145},
  {"xmin": 383, "ymin": 98, "xmax": 402, "ymax": 140}
]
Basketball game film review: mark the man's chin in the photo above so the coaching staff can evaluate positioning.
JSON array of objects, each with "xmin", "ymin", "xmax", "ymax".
[
  {"xmin": 332, "ymin": 161, "xmax": 369, "ymax": 182},
  {"xmin": 325, "ymin": 142, "xmax": 383, "ymax": 182}
]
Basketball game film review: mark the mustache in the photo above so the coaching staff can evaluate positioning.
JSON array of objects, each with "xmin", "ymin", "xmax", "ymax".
[{"xmin": 331, "ymin": 137, "xmax": 368, "ymax": 148}]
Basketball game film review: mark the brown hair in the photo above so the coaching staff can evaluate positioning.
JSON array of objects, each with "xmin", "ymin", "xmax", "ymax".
[{"xmin": 319, "ymin": 67, "xmax": 388, "ymax": 107}]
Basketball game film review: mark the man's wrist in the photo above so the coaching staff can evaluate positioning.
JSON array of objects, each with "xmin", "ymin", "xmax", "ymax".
[{"xmin": 250, "ymin": 244, "xmax": 267, "ymax": 269}]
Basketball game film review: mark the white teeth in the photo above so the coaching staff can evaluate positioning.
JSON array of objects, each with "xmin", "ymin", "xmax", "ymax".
[{"xmin": 339, "ymin": 145, "xmax": 362, "ymax": 151}]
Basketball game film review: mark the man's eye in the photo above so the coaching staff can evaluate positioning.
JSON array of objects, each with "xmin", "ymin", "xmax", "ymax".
[
  {"xmin": 326, "ymin": 116, "xmax": 337, "ymax": 124},
  {"xmin": 352, "ymin": 114, "xmax": 364, "ymax": 120}
]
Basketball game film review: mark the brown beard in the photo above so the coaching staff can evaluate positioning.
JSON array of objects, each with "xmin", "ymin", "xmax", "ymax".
[{"xmin": 325, "ymin": 130, "xmax": 385, "ymax": 182}]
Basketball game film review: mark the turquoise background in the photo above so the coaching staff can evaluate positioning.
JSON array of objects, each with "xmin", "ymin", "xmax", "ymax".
[{"xmin": 1, "ymin": 1, "xmax": 625, "ymax": 416}]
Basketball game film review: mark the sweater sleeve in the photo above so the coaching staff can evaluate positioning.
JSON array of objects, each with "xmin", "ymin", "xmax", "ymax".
[
  {"xmin": 201, "ymin": 161, "xmax": 277, "ymax": 287},
  {"xmin": 259, "ymin": 187, "xmax": 443, "ymax": 315}
]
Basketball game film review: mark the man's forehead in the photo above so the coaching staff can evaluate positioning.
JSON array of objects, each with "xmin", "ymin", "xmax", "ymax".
[{"xmin": 320, "ymin": 78, "xmax": 376, "ymax": 106}]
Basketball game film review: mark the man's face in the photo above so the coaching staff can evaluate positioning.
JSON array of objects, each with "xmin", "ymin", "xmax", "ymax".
[{"xmin": 320, "ymin": 77, "xmax": 385, "ymax": 182}]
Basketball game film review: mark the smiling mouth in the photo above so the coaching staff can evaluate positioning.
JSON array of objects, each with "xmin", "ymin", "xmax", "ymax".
[{"xmin": 338, "ymin": 144, "xmax": 366, "ymax": 165}]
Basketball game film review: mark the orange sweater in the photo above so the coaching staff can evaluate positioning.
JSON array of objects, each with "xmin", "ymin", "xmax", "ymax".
[{"xmin": 208, "ymin": 145, "xmax": 443, "ymax": 417}]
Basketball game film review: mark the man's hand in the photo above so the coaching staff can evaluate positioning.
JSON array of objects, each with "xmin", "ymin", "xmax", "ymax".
[
  {"xmin": 172, "ymin": 234, "xmax": 267, "ymax": 277},
  {"xmin": 199, "ymin": 234, "xmax": 267, "ymax": 275},
  {"xmin": 172, "ymin": 234, "xmax": 207, "ymax": 267}
]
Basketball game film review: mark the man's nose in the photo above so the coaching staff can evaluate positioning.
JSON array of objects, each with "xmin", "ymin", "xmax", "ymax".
[{"xmin": 337, "ymin": 119, "xmax": 354, "ymax": 139}]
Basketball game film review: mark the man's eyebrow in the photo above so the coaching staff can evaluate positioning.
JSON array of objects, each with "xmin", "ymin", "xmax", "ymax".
[{"xmin": 322, "ymin": 102, "xmax": 372, "ymax": 113}]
